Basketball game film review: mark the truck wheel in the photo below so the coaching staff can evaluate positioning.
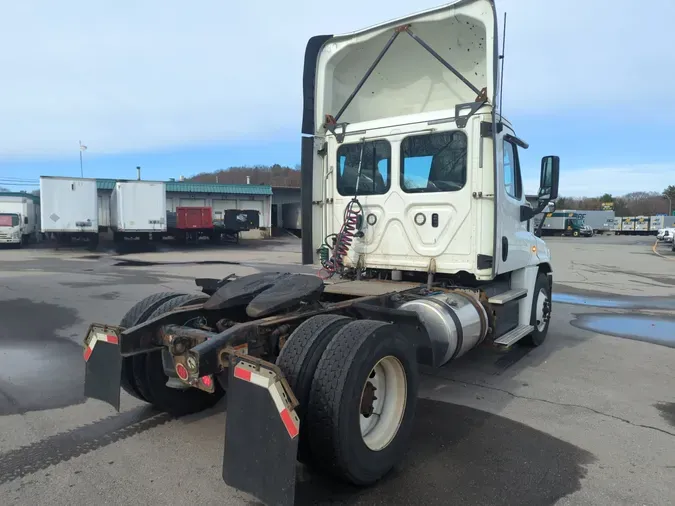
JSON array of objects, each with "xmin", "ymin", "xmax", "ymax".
[
  {"xmin": 276, "ymin": 314, "xmax": 353, "ymax": 463},
  {"xmin": 523, "ymin": 273, "xmax": 551, "ymax": 347},
  {"xmin": 307, "ymin": 320, "xmax": 419, "ymax": 485},
  {"xmin": 119, "ymin": 292, "xmax": 186, "ymax": 401},
  {"xmin": 572, "ymin": 230, "xmax": 580, "ymax": 237},
  {"xmin": 133, "ymin": 293, "xmax": 224, "ymax": 416}
]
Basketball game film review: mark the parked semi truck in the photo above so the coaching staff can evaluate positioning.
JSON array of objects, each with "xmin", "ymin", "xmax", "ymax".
[
  {"xmin": 82, "ymin": 2, "xmax": 560, "ymax": 504},
  {"xmin": 110, "ymin": 180, "xmax": 167, "ymax": 242},
  {"xmin": 40, "ymin": 176, "xmax": 99, "ymax": 247},
  {"xmin": 0, "ymin": 192, "xmax": 40, "ymax": 247},
  {"xmin": 535, "ymin": 210, "xmax": 586, "ymax": 237}
]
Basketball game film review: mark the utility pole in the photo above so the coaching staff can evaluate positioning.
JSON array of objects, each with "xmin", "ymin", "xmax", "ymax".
[{"xmin": 664, "ymin": 194, "xmax": 672, "ymax": 216}]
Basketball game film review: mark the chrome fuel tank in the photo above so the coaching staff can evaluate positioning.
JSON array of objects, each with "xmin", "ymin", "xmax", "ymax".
[{"xmin": 399, "ymin": 291, "xmax": 488, "ymax": 367}]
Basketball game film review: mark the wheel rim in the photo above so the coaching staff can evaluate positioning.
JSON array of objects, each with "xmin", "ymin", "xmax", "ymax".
[
  {"xmin": 535, "ymin": 288, "xmax": 550, "ymax": 332},
  {"xmin": 359, "ymin": 355, "xmax": 407, "ymax": 451}
]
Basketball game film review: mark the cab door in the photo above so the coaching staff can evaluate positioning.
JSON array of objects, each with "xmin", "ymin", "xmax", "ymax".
[{"xmin": 495, "ymin": 127, "xmax": 531, "ymax": 274}]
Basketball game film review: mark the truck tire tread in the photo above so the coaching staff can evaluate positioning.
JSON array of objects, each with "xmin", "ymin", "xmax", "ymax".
[
  {"xmin": 132, "ymin": 293, "xmax": 207, "ymax": 404},
  {"xmin": 119, "ymin": 292, "xmax": 185, "ymax": 401},
  {"xmin": 307, "ymin": 319, "xmax": 419, "ymax": 485},
  {"xmin": 276, "ymin": 314, "xmax": 353, "ymax": 463},
  {"xmin": 523, "ymin": 273, "xmax": 551, "ymax": 346}
]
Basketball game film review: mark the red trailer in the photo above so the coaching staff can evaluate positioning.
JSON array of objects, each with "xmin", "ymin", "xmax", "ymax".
[
  {"xmin": 166, "ymin": 207, "xmax": 215, "ymax": 243},
  {"xmin": 177, "ymin": 207, "xmax": 213, "ymax": 229}
]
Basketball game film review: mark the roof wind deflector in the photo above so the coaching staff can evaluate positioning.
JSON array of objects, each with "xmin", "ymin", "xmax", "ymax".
[{"xmin": 324, "ymin": 23, "xmax": 489, "ymax": 141}]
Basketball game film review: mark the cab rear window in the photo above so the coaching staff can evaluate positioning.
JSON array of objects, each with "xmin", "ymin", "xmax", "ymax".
[{"xmin": 337, "ymin": 140, "xmax": 391, "ymax": 196}]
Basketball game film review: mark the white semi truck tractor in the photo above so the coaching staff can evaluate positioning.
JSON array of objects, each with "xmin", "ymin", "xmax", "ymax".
[{"xmin": 81, "ymin": 2, "xmax": 559, "ymax": 504}]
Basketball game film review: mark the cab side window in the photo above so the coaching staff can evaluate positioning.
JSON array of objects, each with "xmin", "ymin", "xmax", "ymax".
[{"xmin": 503, "ymin": 140, "xmax": 522, "ymax": 200}]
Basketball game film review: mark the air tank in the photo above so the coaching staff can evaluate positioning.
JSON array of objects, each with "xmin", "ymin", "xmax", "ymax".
[{"xmin": 399, "ymin": 291, "xmax": 489, "ymax": 367}]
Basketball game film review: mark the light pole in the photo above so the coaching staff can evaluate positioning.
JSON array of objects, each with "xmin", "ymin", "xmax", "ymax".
[
  {"xmin": 79, "ymin": 141, "xmax": 87, "ymax": 177},
  {"xmin": 664, "ymin": 194, "xmax": 672, "ymax": 216}
]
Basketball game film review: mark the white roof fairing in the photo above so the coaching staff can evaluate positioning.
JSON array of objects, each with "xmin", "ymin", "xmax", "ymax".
[{"xmin": 314, "ymin": 0, "xmax": 498, "ymax": 134}]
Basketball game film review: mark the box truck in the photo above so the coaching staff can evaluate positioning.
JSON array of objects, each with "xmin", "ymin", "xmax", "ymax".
[
  {"xmin": 110, "ymin": 181, "xmax": 167, "ymax": 242},
  {"xmin": 534, "ymin": 210, "xmax": 586, "ymax": 237},
  {"xmin": 0, "ymin": 192, "xmax": 40, "ymax": 247},
  {"xmin": 40, "ymin": 176, "xmax": 99, "ymax": 246}
]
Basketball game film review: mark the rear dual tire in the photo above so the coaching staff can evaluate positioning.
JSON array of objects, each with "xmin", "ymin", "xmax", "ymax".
[
  {"xmin": 277, "ymin": 317, "xmax": 419, "ymax": 485},
  {"xmin": 118, "ymin": 291, "xmax": 224, "ymax": 415}
]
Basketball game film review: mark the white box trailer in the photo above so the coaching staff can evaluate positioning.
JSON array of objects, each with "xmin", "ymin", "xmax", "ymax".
[
  {"xmin": 0, "ymin": 193, "xmax": 40, "ymax": 246},
  {"xmin": 610, "ymin": 217, "xmax": 622, "ymax": 234},
  {"xmin": 40, "ymin": 176, "xmax": 99, "ymax": 246},
  {"xmin": 576, "ymin": 210, "xmax": 615, "ymax": 233},
  {"xmin": 110, "ymin": 181, "xmax": 167, "ymax": 241},
  {"xmin": 620, "ymin": 217, "xmax": 635, "ymax": 234},
  {"xmin": 649, "ymin": 215, "xmax": 675, "ymax": 233},
  {"xmin": 634, "ymin": 215, "xmax": 650, "ymax": 234}
]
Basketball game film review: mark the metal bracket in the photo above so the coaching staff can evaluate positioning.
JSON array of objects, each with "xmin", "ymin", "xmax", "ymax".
[
  {"xmin": 480, "ymin": 121, "xmax": 504, "ymax": 137},
  {"xmin": 455, "ymin": 100, "xmax": 488, "ymax": 128},
  {"xmin": 317, "ymin": 141, "xmax": 328, "ymax": 157},
  {"xmin": 324, "ymin": 116, "xmax": 348, "ymax": 143}
]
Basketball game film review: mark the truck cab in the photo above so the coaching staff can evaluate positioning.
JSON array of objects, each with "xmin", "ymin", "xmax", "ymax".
[
  {"xmin": 0, "ymin": 212, "xmax": 23, "ymax": 245},
  {"xmin": 302, "ymin": 0, "xmax": 558, "ymax": 308}
]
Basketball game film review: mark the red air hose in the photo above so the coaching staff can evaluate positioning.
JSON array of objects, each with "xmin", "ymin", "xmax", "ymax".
[{"xmin": 319, "ymin": 198, "xmax": 362, "ymax": 279}]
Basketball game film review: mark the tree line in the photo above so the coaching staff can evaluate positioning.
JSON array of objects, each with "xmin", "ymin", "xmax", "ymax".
[
  {"xmin": 557, "ymin": 186, "xmax": 675, "ymax": 216},
  {"xmin": 188, "ymin": 164, "xmax": 302, "ymax": 187}
]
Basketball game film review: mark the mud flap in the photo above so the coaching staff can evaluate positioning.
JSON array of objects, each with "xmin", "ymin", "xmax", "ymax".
[
  {"xmin": 83, "ymin": 324, "xmax": 123, "ymax": 411},
  {"xmin": 223, "ymin": 359, "xmax": 300, "ymax": 506}
]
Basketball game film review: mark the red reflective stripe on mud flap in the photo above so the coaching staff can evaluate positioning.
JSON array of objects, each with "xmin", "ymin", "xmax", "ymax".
[
  {"xmin": 233, "ymin": 366, "xmax": 252, "ymax": 382},
  {"xmin": 279, "ymin": 408, "xmax": 299, "ymax": 439}
]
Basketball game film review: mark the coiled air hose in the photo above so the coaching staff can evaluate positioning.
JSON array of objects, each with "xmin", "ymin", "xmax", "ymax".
[{"xmin": 318, "ymin": 140, "xmax": 366, "ymax": 280}]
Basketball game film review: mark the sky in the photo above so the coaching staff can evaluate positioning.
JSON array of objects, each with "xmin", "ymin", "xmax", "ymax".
[{"xmin": 0, "ymin": 0, "xmax": 673, "ymax": 197}]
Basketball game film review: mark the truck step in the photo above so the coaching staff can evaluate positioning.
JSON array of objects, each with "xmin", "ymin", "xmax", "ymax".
[
  {"xmin": 493, "ymin": 325, "xmax": 534, "ymax": 347},
  {"xmin": 488, "ymin": 288, "xmax": 527, "ymax": 305}
]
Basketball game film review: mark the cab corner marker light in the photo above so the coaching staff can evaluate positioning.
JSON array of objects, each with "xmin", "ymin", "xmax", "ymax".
[{"xmin": 531, "ymin": 245, "xmax": 537, "ymax": 253}]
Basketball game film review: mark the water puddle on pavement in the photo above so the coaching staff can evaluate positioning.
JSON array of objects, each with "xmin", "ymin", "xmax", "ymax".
[
  {"xmin": 553, "ymin": 293, "xmax": 625, "ymax": 308},
  {"xmin": 553, "ymin": 292, "xmax": 675, "ymax": 311},
  {"xmin": 571, "ymin": 313, "xmax": 675, "ymax": 348}
]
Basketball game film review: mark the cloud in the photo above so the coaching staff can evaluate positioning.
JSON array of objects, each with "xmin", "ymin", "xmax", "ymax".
[
  {"xmin": 0, "ymin": 0, "xmax": 673, "ymax": 159},
  {"xmin": 524, "ymin": 163, "xmax": 674, "ymax": 198}
]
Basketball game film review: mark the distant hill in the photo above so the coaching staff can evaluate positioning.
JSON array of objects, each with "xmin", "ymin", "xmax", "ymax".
[{"xmin": 188, "ymin": 165, "xmax": 300, "ymax": 188}]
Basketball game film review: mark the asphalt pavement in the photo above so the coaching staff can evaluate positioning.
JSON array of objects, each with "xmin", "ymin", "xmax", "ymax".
[{"xmin": 1, "ymin": 235, "xmax": 674, "ymax": 505}]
